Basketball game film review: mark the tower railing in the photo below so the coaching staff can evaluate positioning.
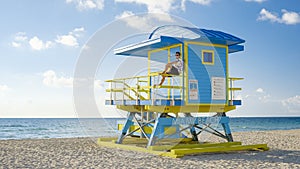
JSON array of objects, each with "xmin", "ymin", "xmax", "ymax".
[{"xmin": 105, "ymin": 72, "xmax": 183, "ymax": 105}]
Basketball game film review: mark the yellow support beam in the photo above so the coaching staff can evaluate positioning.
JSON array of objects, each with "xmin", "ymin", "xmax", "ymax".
[
  {"xmin": 143, "ymin": 105, "xmax": 236, "ymax": 113},
  {"xmin": 98, "ymin": 137, "xmax": 268, "ymax": 158},
  {"xmin": 149, "ymin": 142, "xmax": 242, "ymax": 151},
  {"xmin": 229, "ymin": 87, "xmax": 242, "ymax": 91},
  {"xmin": 228, "ymin": 77, "xmax": 244, "ymax": 81},
  {"xmin": 116, "ymin": 105, "xmax": 237, "ymax": 113},
  {"xmin": 171, "ymin": 144, "xmax": 269, "ymax": 156},
  {"xmin": 152, "ymin": 85, "xmax": 182, "ymax": 89}
]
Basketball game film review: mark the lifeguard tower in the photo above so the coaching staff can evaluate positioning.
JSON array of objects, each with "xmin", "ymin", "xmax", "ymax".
[{"xmin": 99, "ymin": 25, "xmax": 268, "ymax": 157}]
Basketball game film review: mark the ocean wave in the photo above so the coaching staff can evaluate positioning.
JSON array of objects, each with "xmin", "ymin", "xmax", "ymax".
[{"xmin": 0, "ymin": 124, "xmax": 27, "ymax": 128}]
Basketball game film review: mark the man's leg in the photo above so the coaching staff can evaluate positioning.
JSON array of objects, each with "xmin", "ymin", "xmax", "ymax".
[
  {"xmin": 162, "ymin": 63, "xmax": 172, "ymax": 74},
  {"xmin": 158, "ymin": 76, "xmax": 166, "ymax": 86}
]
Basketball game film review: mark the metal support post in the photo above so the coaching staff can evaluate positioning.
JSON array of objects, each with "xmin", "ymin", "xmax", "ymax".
[{"xmin": 116, "ymin": 112, "xmax": 135, "ymax": 144}]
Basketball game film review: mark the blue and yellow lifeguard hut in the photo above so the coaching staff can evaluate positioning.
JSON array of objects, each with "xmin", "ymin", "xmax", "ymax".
[{"xmin": 101, "ymin": 25, "xmax": 268, "ymax": 157}]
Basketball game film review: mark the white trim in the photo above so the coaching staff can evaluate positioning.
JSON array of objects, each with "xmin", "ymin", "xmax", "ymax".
[{"xmin": 114, "ymin": 38, "xmax": 161, "ymax": 55}]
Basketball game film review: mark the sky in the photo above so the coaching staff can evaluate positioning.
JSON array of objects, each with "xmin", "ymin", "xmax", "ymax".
[{"xmin": 0, "ymin": 0, "xmax": 299, "ymax": 118}]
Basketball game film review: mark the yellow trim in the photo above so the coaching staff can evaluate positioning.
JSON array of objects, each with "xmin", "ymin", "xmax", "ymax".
[
  {"xmin": 171, "ymin": 144, "xmax": 269, "ymax": 156},
  {"xmin": 98, "ymin": 137, "xmax": 268, "ymax": 158},
  {"xmin": 201, "ymin": 50, "xmax": 214, "ymax": 65},
  {"xmin": 184, "ymin": 42, "xmax": 189, "ymax": 105},
  {"xmin": 226, "ymin": 45, "xmax": 229, "ymax": 105},
  {"xmin": 116, "ymin": 105, "xmax": 236, "ymax": 113},
  {"xmin": 229, "ymin": 77, "xmax": 244, "ymax": 81},
  {"xmin": 149, "ymin": 142, "xmax": 242, "ymax": 151},
  {"xmin": 229, "ymin": 87, "xmax": 242, "ymax": 91},
  {"xmin": 167, "ymin": 49, "xmax": 170, "ymax": 99},
  {"xmin": 164, "ymin": 127, "xmax": 177, "ymax": 135},
  {"xmin": 106, "ymin": 75, "xmax": 148, "ymax": 82},
  {"xmin": 148, "ymin": 50, "xmax": 151, "ymax": 100},
  {"xmin": 185, "ymin": 41, "xmax": 227, "ymax": 48}
]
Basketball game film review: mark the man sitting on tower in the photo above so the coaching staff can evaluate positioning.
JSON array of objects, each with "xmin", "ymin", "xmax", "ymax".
[{"xmin": 156, "ymin": 51, "xmax": 183, "ymax": 86}]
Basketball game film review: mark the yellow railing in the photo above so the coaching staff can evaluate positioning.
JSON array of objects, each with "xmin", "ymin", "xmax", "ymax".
[
  {"xmin": 105, "ymin": 72, "xmax": 183, "ymax": 104},
  {"xmin": 228, "ymin": 77, "xmax": 243, "ymax": 105}
]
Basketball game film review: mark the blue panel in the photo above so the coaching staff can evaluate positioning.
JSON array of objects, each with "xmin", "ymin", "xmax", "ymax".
[
  {"xmin": 232, "ymin": 100, "xmax": 242, "ymax": 105},
  {"xmin": 229, "ymin": 44, "xmax": 244, "ymax": 53},
  {"xmin": 187, "ymin": 43, "xmax": 227, "ymax": 104}
]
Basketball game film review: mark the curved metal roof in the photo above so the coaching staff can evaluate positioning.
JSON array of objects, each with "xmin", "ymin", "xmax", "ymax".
[
  {"xmin": 149, "ymin": 25, "xmax": 245, "ymax": 46},
  {"xmin": 114, "ymin": 25, "xmax": 245, "ymax": 57}
]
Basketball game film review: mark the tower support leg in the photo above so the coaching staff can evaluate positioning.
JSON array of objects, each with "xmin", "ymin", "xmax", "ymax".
[
  {"xmin": 185, "ymin": 113, "xmax": 198, "ymax": 141},
  {"xmin": 116, "ymin": 112, "xmax": 135, "ymax": 144},
  {"xmin": 219, "ymin": 112, "xmax": 233, "ymax": 142},
  {"xmin": 147, "ymin": 113, "xmax": 162, "ymax": 147}
]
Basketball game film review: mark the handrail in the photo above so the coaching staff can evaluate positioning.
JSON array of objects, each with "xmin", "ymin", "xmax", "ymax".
[
  {"xmin": 228, "ymin": 77, "xmax": 243, "ymax": 105},
  {"xmin": 105, "ymin": 71, "xmax": 183, "ymax": 103},
  {"xmin": 105, "ymin": 75, "xmax": 148, "ymax": 82},
  {"xmin": 228, "ymin": 77, "xmax": 244, "ymax": 81}
]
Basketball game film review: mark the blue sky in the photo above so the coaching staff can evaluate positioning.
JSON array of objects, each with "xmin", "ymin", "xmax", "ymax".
[{"xmin": 0, "ymin": 0, "xmax": 299, "ymax": 118}]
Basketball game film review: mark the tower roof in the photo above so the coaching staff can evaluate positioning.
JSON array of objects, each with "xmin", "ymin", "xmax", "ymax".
[{"xmin": 114, "ymin": 25, "xmax": 245, "ymax": 57}]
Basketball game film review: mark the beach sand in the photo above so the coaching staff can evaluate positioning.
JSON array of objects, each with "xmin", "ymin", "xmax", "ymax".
[{"xmin": 1, "ymin": 129, "xmax": 299, "ymax": 169}]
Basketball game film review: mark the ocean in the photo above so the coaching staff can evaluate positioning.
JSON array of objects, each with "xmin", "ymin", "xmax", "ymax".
[{"xmin": 0, "ymin": 117, "xmax": 299, "ymax": 140}]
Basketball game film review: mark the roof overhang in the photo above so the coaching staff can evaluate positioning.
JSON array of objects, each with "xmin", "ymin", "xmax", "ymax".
[
  {"xmin": 228, "ymin": 44, "xmax": 244, "ymax": 53},
  {"xmin": 114, "ymin": 36, "xmax": 182, "ymax": 57}
]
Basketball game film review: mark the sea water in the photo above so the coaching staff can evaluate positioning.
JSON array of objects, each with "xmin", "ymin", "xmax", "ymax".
[{"xmin": 0, "ymin": 117, "xmax": 299, "ymax": 140}]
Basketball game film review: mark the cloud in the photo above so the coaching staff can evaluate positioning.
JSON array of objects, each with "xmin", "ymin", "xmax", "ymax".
[
  {"xmin": 256, "ymin": 88, "xmax": 264, "ymax": 93},
  {"xmin": 0, "ymin": 85, "xmax": 11, "ymax": 92},
  {"xmin": 29, "ymin": 36, "xmax": 53, "ymax": 50},
  {"xmin": 244, "ymin": 0, "xmax": 266, "ymax": 3},
  {"xmin": 181, "ymin": 0, "xmax": 212, "ymax": 10},
  {"xmin": 55, "ymin": 35, "xmax": 78, "ymax": 47},
  {"xmin": 115, "ymin": 11, "xmax": 156, "ymax": 30},
  {"xmin": 114, "ymin": 0, "xmax": 214, "ymax": 30},
  {"xmin": 258, "ymin": 8, "xmax": 300, "ymax": 25},
  {"xmin": 55, "ymin": 27, "xmax": 84, "ymax": 47},
  {"xmin": 10, "ymin": 27, "xmax": 85, "ymax": 50},
  {"xmin": 11, "ymin": 32, "xmax": 28, "ymax": 48},
  {"xmin": 43, "ymin": 70, "xmax": 73, "ymax": 88},
  {"xmin": 281, "ymin": 95, "xmax": 300, "ymax": 113},
  {"xmin": 115, "ymin": 0, "xmax": 213, "ymax": 13},
  {"xmin": 66, "ymin": 0, "xmax": 104, "ymax": 11},
  {"xmin": 115, "ymin": 0, "xmax": 176, "ymax": 13}
]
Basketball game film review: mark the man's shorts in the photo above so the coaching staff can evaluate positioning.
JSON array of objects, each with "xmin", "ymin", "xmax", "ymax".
[{"xmin": 167, "ymin": 66, "xmax": 180, "ymax": 75}]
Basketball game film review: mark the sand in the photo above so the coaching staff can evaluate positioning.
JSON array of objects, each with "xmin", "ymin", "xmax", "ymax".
[{"xmin": 0, "ymin": 129, "xmax": 299, "ymax": 169}]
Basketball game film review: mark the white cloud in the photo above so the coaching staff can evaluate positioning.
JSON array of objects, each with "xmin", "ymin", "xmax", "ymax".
[
  {"xmin": 43, "ymin": 70, "xmax": 73, "ymax": 88},
  {"xmin": 11, "ymin": 32, "xmax": 28, "ymax": 48},
  {"xmin": 56, "ymin": 34, "xmax": 78, "ymax": 47},
  {"xmin": 114, "ymin": 0, "xmax": 215, "ymax": 29},
  {"xmin": 256, "ymin": 88, "xmax": 264, "ymax": 93},
  {"xmin": 0, "ymin": 85, "xmax": 11, "ymax": 92},
  {"xmin": 115, "ymin": 11, "xmax": 156, "ymax": 30},
  {"xmin": 281, "ymin": 95, "xmax": 300, "ymax": 113},
  {"xmin": 11, "ymin": 42, "xmax": 21, "ymax": 48},
  {"xmin": 258, "ymin": 8, "xmax": 300, "ymax": 25},
  {"xmin": 115, "ymin": 0, "xmax": 212, "ymax": 13},
  {"xmin": 66, "ymin": 0, "xmax": 104, "ymax": 11},
  {"xmin": 115, "ymin": 0, "xmax": 175, "ymax": 13},
  {"xmin": 29, "ymin": 36, "xmax": 53, "ymax": 50},
  {"xmin": 72, "ymin": 27, "xmax": 85, "ymax": 37},
  {"xmin": 11, "ymin": 27, "xmax": 84, "ymax": 50},
  {"xmin": 281, "ymin": 9, "xmax": 300, "ymax": 25},
  {"xmin": 244, "ymin": 0, "xmax": 266, "ymax": 3},
  {"xmin": 181, "ymin": 0, "xmax": 212, "ymax": 10},
  {"xmin": 55, "ymin": 27, "xmax": 85, "ymax": 47}
]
